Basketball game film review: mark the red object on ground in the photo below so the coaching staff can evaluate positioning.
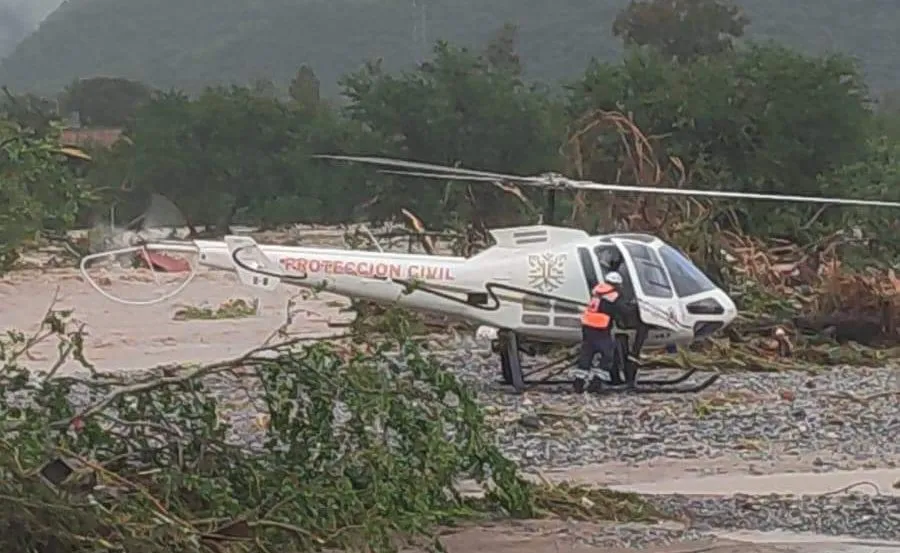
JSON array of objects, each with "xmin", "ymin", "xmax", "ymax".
[{"xmin": 140, "ymin": 251, "xmax": 191, "ymax": 273}]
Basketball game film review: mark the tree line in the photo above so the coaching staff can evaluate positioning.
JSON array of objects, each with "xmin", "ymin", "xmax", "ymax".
[{"xmin": 3, "ymin": 0, "xmax": 900, "ymax": 271}]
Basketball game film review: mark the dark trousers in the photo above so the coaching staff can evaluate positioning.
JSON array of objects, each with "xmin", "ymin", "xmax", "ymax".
[{"xmin": 577, "ymin": 325, "xmax": 615, "ymax": 375}]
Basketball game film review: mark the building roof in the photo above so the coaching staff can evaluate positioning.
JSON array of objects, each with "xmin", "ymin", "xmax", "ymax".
[{"xmin": 60, "ymin": 127, "xmax": 124, "ymax": 148}]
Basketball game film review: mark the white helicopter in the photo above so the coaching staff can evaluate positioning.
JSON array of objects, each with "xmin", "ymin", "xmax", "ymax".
[{"xmin": 80, "ymin": 155, "xmax": 900, "ymax": 394}]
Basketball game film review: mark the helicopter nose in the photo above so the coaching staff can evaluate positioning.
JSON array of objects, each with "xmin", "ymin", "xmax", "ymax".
[{"xmin": 720, "ymin": 292, "xmax": 738, "ymax": 327}]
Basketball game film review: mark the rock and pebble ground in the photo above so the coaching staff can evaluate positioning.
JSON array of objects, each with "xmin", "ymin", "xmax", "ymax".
[
  {"xmin": 435, "ymin": 338, "xmax": 899, "ymax": 473},
  {"xmin": 2, "ymin": 267, "xmax": 899, "ymax": 550},
  {"xmin": 648, "ymin": 493, "xmax": 900, "ymax": 541},
  {"xmin": 431, "ymin": 339, "xmax": 900, "ymax": 544}
]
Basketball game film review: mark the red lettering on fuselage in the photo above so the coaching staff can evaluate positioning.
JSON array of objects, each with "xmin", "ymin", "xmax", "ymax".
[{"xmin": 279, "ymin": 257, "xmax": 454, "ymax": 281}]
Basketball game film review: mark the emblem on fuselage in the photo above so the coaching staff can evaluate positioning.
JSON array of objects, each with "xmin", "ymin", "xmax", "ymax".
[{"xmin": 527, "ymin": 252, "xmax": 567, "ymax": 292}]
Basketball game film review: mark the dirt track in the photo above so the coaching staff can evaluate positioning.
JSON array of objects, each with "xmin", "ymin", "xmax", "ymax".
[
  {"xmin": 0, "ymin": 267, "xmax": 352, "ymax": 374},
  {"xmin": 0, "ymin": 265, "xmax": 892, "ymax": 553}
]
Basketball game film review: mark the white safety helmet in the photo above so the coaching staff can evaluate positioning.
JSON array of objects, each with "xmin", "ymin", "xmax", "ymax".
[{"xmin": 603, "ymin": 271, "xmax": 623, "ymax": 285}]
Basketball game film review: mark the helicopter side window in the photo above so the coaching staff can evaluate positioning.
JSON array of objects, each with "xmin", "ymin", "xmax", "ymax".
[
  {"xmin": 658, "ymin": 244, "xmax": 717, "ymax": 297},
  {"xmin": 592, "ymin": 245, "xmax": 634, "ymax": 299},
  {"xmin": 622, "ymin": 243, "xmax": 673, "ymax": 298},
  {"xmin": 593, "ymin": 244, "xmax": 641, "ymax": 328},
  {"xmin": 594, "ymin": 246, "xmax": 624, "ymax": 272}
]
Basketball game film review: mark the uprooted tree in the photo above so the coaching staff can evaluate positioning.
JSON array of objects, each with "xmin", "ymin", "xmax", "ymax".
[{"xmin": 0, "ymin": 290, "xmax": 664, "ymax": 553}]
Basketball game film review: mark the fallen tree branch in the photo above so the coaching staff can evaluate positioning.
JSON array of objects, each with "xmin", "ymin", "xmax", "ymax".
[{"xmin": 0, "ymin": 295, "xmax": 665, "ymax": 553}]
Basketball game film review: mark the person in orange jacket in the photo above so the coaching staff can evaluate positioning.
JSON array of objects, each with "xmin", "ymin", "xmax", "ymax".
[{"xmin": 573, "ymin": 271, "xmax": 624, "ymax": 393}]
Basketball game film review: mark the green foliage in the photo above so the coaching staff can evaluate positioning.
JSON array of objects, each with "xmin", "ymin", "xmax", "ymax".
[
  {"xmin": 0, "ymin": 307, "xmax": 661, "ymax": 553},
  {"xmin": 288, "ymin": 65, "xmax": 321, "ymax": 109},
  {"xmin": 613, "ymin": 0, "xmax": 749, "ymax": 61},
  {"xmin": 814, "ymin": 136, "xmax": 900, "ymax": 257},
  {"xmin": 484, "ymin": 23, "xmax": 522, "ymax": 75},
  {"xmin": 74, "ymin": 26, "xmax": 892, "ymax": 242},
  {"xmin": 0, "ymin": 86, "xmax": 58, "ymax": 133},
  {"xmin": 3, "ymin": 3, "xmax": 900, "ymax": 261},
  {"xmin": 568, "ymin": 43, "xmax": 873, "ymax": 236},
  {"xmin": 340, "ymin": 39, "xmax": 564, "ymax": 226},
  {"xmin": 90, "ymin": 35, "xmax": 564, "ymax": 230},
  {"xmin": 107, "ymin": 86, "xmax": 372, "ymax": 231},
  {"xmin": 0, "ymin": 120, "xmax": 95, "ymax": 270},
  {"xmin": 59, "ymin": 77, "xmax": 153, "ymax": 127},
  {"xmin": 172, "ymin": 298, "xmax": 259, "ymax": 320}
]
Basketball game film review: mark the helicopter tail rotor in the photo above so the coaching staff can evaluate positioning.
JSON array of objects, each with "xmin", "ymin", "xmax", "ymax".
[{"xmin": 79, "ymin": 194, "xmax": 201, "ymax": 306}]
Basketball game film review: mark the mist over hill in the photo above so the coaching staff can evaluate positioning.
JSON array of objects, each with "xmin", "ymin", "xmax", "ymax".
[
  {"xmin": 0, "ymin": 0, "xmax": 60, "ymax": 60},
  {"xmin": 1, "ymin": 0, "xmax": 899, "ymax": 98}
]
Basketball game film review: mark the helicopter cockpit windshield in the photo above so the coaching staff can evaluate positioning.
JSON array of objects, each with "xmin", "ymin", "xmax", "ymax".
[
  {"xmin": 656, "ymin": 244, "xmax": 717, "ymax": 298},
  {"xmin": 612, "ymin": 239, "xmax": 718, "ymax": 301},
  {"xmin": 621, "ymin": 243, "xmax": 673, "ymax": 298}
]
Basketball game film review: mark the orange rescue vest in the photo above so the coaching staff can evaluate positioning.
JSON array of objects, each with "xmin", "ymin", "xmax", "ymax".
[{"xmin": 581, "ymin": 283, "xmax": 619, "ymax": 329}]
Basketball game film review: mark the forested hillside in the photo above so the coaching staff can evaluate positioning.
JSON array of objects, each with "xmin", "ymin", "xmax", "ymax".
[{"xmin": 1, "ymin": 0, "xmax": 899, "ymax": 97}]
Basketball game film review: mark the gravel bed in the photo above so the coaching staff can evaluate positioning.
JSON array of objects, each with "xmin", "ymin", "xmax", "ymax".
[
  {"xmin": 646, "ymin": 492, "xmax": 900, "ymax": 541},
  {"xmin": 575, "ymin": 525, "xmax": 712, "ymax": 549},
  {"xmin": 433, "ymin": 342, "xmax": 900, "ymax": 471}
]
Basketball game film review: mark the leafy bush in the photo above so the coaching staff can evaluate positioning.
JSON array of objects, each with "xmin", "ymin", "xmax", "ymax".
[
  {"xmin": 0, "ymin": 120, "xmax": 95, "ymax": 269},
  {"xmin": 0, "ymin": 306, "xmax": 660, "ymax": 553}
]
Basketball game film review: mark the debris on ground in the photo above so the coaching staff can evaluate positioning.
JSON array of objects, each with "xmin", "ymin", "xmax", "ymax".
[{"xmin": 172, "ymin": 298, "xmax": 259, "ymax": 320}]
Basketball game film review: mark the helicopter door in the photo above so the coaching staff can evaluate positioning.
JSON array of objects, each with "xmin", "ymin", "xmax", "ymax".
[
  {"xmin": 611, "ymin": 238, "xmax": 682, "ymax": 332},
  {"xmin": 590, "ymin": 243, "xmax": 640, "ymax": 328}
]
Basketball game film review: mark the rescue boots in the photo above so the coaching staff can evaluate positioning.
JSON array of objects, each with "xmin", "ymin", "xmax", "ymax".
[
  {"xmin": 608, "ymin": 368, "xmax": 625, "ymax": 386},
  {"xmin": 573, "ymin": 377, "xmax": 587, "ymax": 394}
]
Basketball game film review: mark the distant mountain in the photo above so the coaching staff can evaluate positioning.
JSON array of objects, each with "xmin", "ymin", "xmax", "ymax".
[
  {"xmin": 1, "ymin": 0, "xmax": 899, "ymax": 98},
  {"xmin": 0, "ymin": 0, "xmax": 61, "ymax": 60}
]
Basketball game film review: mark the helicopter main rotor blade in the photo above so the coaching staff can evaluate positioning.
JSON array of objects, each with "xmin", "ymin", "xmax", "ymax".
[
  {"xmin": 313, "ymin": 154, "xmax": 531, "ymax": 181},
  {"xmin": 548, "ymin": 180, "xmax": 900, "ymax": 208},
  {"xmin": 377, "ymin": 168, "xmax": 900, "ymax": 209},
  {"xmin": 318, "ymin": 154, "xmax": 900, "ymax": 209},
  {"xmin": 377, "ymin": 169, "xmax": 508, "ymax": 181},
  {"xmin": 560, "ymin": 181, "xmax": 900, "ymax": 207}
]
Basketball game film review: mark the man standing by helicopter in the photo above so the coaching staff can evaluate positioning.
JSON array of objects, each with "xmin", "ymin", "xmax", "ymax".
[{"xmin": 574, "ymin": 272, "xmax": 624, "ymax": 393}]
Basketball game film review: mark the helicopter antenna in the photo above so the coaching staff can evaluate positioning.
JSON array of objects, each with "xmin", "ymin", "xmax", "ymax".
[{"xmin": 361, "ymin": 224, "xmax": 384, "ymax": 252}]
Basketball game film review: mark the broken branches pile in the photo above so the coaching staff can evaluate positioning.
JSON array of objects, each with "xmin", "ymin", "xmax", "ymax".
[
  {"xmin": 646, "ymin": 232, "xmax": 900, "ymax": 371},
  {"xmin": 0, "ymin": 307, "xmax": 661, "ymax": 553},
  {"xmin": 721, "ymin": 231, "xmax": 900, "ymax": 344}
]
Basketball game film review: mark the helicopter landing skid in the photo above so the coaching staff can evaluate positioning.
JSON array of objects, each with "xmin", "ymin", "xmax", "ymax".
[
  {"xmin": 588, "ymin": 369, "xmax": 720, "ymax": 394},
  {"xmin": 495, "ymin": 330, "xmax": 719, "ymax": 395}
]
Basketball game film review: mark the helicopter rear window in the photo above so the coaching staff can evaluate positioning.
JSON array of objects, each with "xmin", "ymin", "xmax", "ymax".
[
  {"xmin": 658, "ymin": 244, "xmax": 717, "ymax": 297},
  {"xmin": 623, "ymin": 243, "xmax": 673, "ymax": 298}
]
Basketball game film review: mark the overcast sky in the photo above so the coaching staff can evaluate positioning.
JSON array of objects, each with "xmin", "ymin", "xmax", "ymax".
[{"xmin": 0, "ymin": 0, "xmax": 63, "ymax": 58}]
